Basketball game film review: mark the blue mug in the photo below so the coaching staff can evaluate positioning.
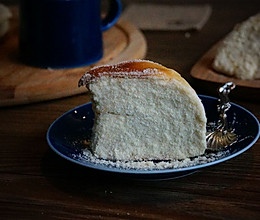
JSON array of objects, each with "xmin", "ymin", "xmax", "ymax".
[{"xmin": 19, "ymin": 0, "xmax": 122, "ymax": 68}]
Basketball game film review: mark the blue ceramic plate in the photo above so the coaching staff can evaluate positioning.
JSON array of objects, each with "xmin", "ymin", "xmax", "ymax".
[{"xmin": 47, "ymin": 95, "xmax": 260, "ymax": 180}]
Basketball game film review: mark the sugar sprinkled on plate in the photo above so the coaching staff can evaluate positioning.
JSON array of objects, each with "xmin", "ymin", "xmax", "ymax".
[{"xmin": 71, "ymin": 148, "xmax": 229, "ymax": 171}]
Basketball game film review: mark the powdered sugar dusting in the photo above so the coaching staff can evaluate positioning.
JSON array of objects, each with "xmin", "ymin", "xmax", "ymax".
[
  {"xmin": 90, "ymin": 59, "xmax": 159, "ymax": 71},
  {"xmin": 96, "ymin": 69, "xmax": 161, "ymax": 77},
  {"xmin": 78, "ymin": 60, "xmax": 167, "ymax": 87},
  {"xmin": 71, "ymin": 148, "xmax": 229, "ymax": 171}
]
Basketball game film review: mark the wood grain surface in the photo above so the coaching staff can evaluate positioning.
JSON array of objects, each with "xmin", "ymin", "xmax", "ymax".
[
  {"xmin": 0, "ymin": 8, "xmax": 147, "ymax": 107},
  {"xmin": 0, "ymin": 0, "xmax": 260, "ymax": 219}
]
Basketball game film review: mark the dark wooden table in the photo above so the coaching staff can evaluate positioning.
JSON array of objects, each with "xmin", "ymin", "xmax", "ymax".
[{"xmin": 1, "ymin": 0, "xmax": 260, "ymax": 219}]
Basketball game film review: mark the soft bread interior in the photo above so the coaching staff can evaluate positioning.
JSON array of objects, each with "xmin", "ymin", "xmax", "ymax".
[
  {"xmin": 213, "ymin": 13, "xmax": 260, "ymax": 80},
  {"xmin": 89, "ymin": 76, "xmax": 207, "ymax": 161}
]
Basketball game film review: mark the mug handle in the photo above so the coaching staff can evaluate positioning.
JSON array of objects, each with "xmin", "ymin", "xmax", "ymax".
[{"xmin": 101, "ymin": 0, "xmax": 122, "ymax": 31}]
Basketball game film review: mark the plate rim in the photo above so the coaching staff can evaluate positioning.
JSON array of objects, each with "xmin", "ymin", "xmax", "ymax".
[{"xmin": 46, "ymin": 95, "xmax": 260, "ymax": 175}]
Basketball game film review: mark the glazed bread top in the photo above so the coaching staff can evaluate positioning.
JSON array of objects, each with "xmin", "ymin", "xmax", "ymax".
[{"xmin": 79, "ymin": 60, "xmax": 190, "ymax": 88}]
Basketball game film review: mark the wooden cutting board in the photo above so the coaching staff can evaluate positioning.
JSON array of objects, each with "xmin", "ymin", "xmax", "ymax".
[{"xmin": 0, "ymin": 8, "xmax": 147, "ymax": 107}]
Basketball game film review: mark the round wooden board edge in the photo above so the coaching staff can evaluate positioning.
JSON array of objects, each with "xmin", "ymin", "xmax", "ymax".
[{"xmin": 0, "ymin": 20, "xmax": 147, "ymax": 107}]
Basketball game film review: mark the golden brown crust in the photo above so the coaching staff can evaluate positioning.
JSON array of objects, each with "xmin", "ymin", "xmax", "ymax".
[
  {"xmin": 78, "ymin": 60, "xmax": 189, "ymax": 88},
  {"xmin": 90, "ymin": 60, "xmax": 167, "ymax": 74}
]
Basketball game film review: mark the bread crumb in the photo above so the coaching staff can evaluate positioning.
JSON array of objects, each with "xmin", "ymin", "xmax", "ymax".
[{"xmin": 185, "ymin": 32, "xmax": 191, "ymax": 38}]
